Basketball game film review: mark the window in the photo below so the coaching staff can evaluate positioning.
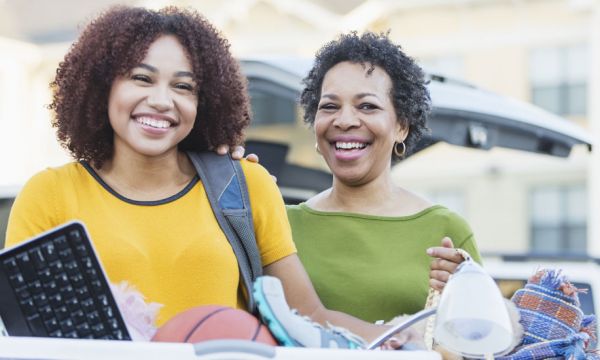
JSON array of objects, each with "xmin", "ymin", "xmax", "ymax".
[
  {"xmin": 530, "ymin": 184, "xmax": 587, "ymax": 254},
  {"xmin": 247, "ymin": 77, "xmax": 298, "ymax": 125},
  {"xmin": 529, "ymin": 45, "xmax": 588, "ymax": 116}
]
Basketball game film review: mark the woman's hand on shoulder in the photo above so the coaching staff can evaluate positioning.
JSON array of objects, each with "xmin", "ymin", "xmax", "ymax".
[
  {"xmin": 215, "ymin": 144, "xmax": 277, "ymax": 183},
  {"xmin": 215, "ymin": 144, "xmax": 258, "ymax": 163},
  {"xmin": 426, "ymin": 237, "xmax": 466, "ymax": 291}
]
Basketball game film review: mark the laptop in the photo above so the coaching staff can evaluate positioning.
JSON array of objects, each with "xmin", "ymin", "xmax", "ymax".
[{"xmin": 0, "ymin": 221, "xmax": 131, "ymax": 340}]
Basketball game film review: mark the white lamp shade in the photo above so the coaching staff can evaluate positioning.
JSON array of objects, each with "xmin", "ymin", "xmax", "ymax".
[{"xmin": 434, "ymin": 261, "xmax": 514, "ymax": 357}]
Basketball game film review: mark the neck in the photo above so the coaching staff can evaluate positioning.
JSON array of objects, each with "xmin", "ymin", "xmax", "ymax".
[
  {"xmin": 95, "ymin": 147, "xmax": 195, "ymax": 199},
  {"xmin": 325, "ymin": 169, "xmax": 399, "ymax": 214}
]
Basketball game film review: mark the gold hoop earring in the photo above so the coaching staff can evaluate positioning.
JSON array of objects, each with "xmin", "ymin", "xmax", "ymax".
[
  {"xmin": 394, "ymin": 142, "xmax": 406, "ymax": 158},
  {"xmin": 315, "ymin": 143, "xmax": 321, "ymax": 155}
]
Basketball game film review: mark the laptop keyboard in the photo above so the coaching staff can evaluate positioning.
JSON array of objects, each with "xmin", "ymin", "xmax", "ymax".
[{"xmin": 0, "ymin": 222, "xmax": 130, "ymax": 340}]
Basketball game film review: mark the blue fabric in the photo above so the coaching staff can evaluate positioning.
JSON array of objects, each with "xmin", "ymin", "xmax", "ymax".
[
  {"xmin": 219, "ymin": 175, "xmax": 243, "ymax": 210},
  {"xmin": 495, "ymin": 269, "xmax": 599, "ymax": 360}
]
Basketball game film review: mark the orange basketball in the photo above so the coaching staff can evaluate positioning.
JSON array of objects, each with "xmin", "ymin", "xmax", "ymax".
[{"xmin": 151, "ymin": 305, "xmax": 277, "ymax": 345}]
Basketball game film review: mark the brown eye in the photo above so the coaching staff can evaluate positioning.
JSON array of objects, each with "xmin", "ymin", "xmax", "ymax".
[
  {"xmin": 318, "ymin": 103, "xmax": 338, "ymax": 111},
  {"xmin": 358, "ymin": 103, "xmax": 379, "ymax": 111},
  {"xmin": 132, "ymin": 74, "xmax": 152, "ymax": 83},
  {"xmin": 174, "ymin": 83, "xmax": 194, "ymax": 91}
]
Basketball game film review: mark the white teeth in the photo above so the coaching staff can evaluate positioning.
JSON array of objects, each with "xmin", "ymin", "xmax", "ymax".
[
  {"xmin": 136, "ymin": 117, "xmax": 171, "ymax": 129},
  {"xmin": 335, "ymin": 142, "xmax": 367, "ymax": 150}
]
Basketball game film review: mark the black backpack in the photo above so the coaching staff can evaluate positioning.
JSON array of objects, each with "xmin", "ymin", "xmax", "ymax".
[{"xmin": 187, "ymin": 151, "xmax": 262, "ymax": 314}]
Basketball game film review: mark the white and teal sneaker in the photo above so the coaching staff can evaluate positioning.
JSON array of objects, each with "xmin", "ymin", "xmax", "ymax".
[{"xmin": 253, "ymin": 276, "xmax": 365, "ymax": 349}]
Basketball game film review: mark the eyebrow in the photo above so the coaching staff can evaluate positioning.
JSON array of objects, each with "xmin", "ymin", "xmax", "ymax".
[
  {"xmin": 320, "ymin": 92, "xmax": 379, "ymax": 100},
  {"xmin": 136, "ymin": 63, "xmax": 194, "ymax": 78}
]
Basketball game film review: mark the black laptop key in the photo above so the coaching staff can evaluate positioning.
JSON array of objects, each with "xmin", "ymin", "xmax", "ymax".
[
  {"xmin": 80, "ymin": 298, "xmax": 95, "ymax": 312},
  {"xmin": 53, "ymin": 235, "xmax": 69, "ymax": 250},
  {"xmin": 64, "ymin": 260, "xmax": 79, "ymax": 275},
  {"xmin": 44, "ymin": 318, "xmax": 59, "ymax": 332},
  {"xmin": 0, "ymin": 221, "xmax": 131, "ymax": 340},
  {"xmin": 26, "ymin": 314, "xmax": 47, "ymax": 336},
  {"xmin": 44, "ymin": 280, "xmax": 58, "ymax": 293},
  {"xmin": 39, "ymin": 305, "xmax": 54, "ymax": 320},
  {"xmin": 87, "ymin": 311, "xmax": 101, "ymax": 326},
  {"xmin": 29, "ymin": 280, "xmax": 43, "ymax": 294},
  {"xmin": 71, "ymin": 273, "xmax": 84, "ymax": 287},
  {"xmin": 72, "ymin": 310, "xmax": 85, "ymax": 324},
  {"xmin": 38, "ymin": 268, "xmax": 52, "ymax": 282},
  {"xmin": 49, "ymin": 260, "xmax": 64, "ymax": 274},
  {"xmin": 68, "ymin": 229, "xmax": 83, "ymax": 244},
  {"xmin": 49, "ymin": 329, "xmax": 63, "ymax": 338},
  {"xmin": 3, "ymin": 258, "xmax": 19, "ymax": 274},
  {"xmin": 55, "ymin": 306, "xmax": 69, "ymax": 321},
  {"xmin": 91, "ymin": 322, "xmax": 106, "ymax": 337},
  {"xmin": 33, "ymin": 293, "xmax": 48, "ymax": 307},
  {"xmin": 29, "ymin": 248, "xmax": 47, "ymax": 270},
  {"xmin": 64, "ymin": 330, "xmax": 79, "ymax": 338},
  {"xmin": 20, "ymin": 298, "xmax": 36, "ymax": 316},
  {"xmin": 42, "ymin": 243, "xmax": 58, "ymax": 262},
  {"xmin": 16, "ymin": 286, "xmax": 30, "ymax": 301},
  {"xmin": 16, "ymin": 253, "xmax": 37, "ymax": 281},
  {"xmin": 60, "ymin": 318, "xmax": 75, "ymax": 333},
  {"xmin": 97, "ymin": 294, "xmax": 109, "ymax": 307},
  {"xmin": 75, "ymin": 245, "xmax": 89, "ymax": 257},
  {"xmin": 55, "ymin": 272, "xmax": 70, "ymax": 288},
  {"xmin": 9, "ymin": 273, "xmax": 26, "ymax": 288},
  {"xmin": 58, "ymin": 248, "xmax": 74, "ymax": 262},
  {"xmin": 76, "ymin": 285, "xmax": 91, "ymax": 299}
]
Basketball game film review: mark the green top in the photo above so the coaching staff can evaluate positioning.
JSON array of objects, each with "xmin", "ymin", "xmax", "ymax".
[{"xmin": 287, "ymin": 204, "xmax": 481, "ymax": 323}]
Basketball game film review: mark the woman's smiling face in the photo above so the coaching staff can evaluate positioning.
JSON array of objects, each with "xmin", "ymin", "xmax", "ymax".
[
  {"xmin": 107, "ymin": 35, "xmax": 198, "ymax": 159},
  {"xmin": 314, "ymin": 61, "xmax": 407, "ymax": 186}
]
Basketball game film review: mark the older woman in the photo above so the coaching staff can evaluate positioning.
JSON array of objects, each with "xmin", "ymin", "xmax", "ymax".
[{"xmin": 287, "ymin": 32, "xmax": 481, "ymax": 324}]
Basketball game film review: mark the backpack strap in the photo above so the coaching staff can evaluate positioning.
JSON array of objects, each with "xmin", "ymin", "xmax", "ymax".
[{"xmin": 187, "ymin": 151, "xmax": 262, "ymax": 313}]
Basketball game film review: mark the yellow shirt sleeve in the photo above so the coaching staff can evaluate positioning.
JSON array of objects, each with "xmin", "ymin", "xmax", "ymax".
[
  {"xmin": 6, "ymin": 168, "xmax": 62, "ymax": 248},
  {"xmin": 240, "ymin": 160, "xmax": 297, "ymax": 266}
]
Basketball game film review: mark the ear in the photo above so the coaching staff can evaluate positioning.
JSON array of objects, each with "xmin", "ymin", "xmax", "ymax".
[{"xmin": 395, "ymin": 122, "xmax": 409, "ymax": 143}]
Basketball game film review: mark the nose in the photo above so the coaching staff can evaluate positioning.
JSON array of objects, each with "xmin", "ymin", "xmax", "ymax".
[
  {"xmin": 147, "ymin": 86, "xmax": 174, "ymax": 112},
  {"xmin": 332, "ymin": 105, "xmax": 360, "ymax": 130}
]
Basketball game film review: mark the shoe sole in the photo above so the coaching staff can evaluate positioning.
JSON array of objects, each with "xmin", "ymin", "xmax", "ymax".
[{"xmin": 253, "ymin": 277, "xmax": 299, "ymax": 347}]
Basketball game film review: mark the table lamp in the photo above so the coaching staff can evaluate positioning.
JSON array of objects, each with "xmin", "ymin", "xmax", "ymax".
[{"xmin": 368, "ymin": 258, "xmax": 515, "ymax": 359}]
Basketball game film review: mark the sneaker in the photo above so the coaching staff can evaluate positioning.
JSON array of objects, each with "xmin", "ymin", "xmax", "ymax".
[{"xmin": 252, "ymin": 276, "xmax": 365, "ymax": 349}]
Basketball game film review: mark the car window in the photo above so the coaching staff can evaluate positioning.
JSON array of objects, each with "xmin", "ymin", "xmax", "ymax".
[
  {"xmin": 0, "ymin": 197, "xmax": 14, "ymax": 250},
  {"xmin": 495, "ymin": 278, "xmax": 595, "ymax": 315}
]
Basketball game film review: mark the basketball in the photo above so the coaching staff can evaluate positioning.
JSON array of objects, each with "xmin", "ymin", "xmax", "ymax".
[{"xmin": 151, "ymin": 305, "xmax": 277, "ymax": 345}]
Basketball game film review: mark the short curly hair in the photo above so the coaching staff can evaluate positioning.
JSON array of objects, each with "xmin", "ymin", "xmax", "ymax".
[
  {"xmin": 300, "ymin": 31, "xmax": 430, "ymax": 160},
  {"xmin": 50, "ymin": 6, "xmax": 250, "ymax": 168}
]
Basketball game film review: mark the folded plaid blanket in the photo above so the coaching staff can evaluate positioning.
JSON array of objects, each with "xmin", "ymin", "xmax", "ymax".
[{"xmin": 497, "ymin": 269, "xmax": 598, "ymax": 360}]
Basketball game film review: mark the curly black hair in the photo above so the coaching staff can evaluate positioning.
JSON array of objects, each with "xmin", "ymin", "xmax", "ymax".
[
  {"xmin": 50, "ymin": 6, "xmax": 250, "ymax": 168},
  {"xmin": 300, "ymin": 31, "xmax": 430, "ymax": 160}
]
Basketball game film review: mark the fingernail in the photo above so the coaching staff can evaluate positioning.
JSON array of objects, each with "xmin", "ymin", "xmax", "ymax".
[{"xmin": 426, "ymin": 248, "xmax": 433, "ymax": 255}]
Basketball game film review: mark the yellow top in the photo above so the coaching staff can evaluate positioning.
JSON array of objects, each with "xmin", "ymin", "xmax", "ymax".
[{"xmin": 6, "ymin": 160, "xmax": 296, "ymax": 325}]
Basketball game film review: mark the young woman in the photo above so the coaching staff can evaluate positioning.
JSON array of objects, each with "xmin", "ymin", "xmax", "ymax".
[
  {"xmin": 288, "ymin": 32, "xmax": 482, "ymax": 324},
  {"xmin": 4, "ymin": 7, "xmax": 420, "ymax": 346}
]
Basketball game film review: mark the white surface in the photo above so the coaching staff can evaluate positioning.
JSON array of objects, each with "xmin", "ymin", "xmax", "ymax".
[{"xmin": 0, "ymin": 337, "xmax": 442, "ymax": 360}]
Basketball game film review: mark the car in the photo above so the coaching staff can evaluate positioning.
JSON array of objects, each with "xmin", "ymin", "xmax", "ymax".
[{"xmin": 484, "ymin": 253, "xmax": 600, "ymax": 317}]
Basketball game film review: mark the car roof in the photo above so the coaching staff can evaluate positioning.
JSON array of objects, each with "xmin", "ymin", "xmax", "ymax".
[{"xmin": 240, "ymin": 57, "xmax": 593, "ymax": 157}]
